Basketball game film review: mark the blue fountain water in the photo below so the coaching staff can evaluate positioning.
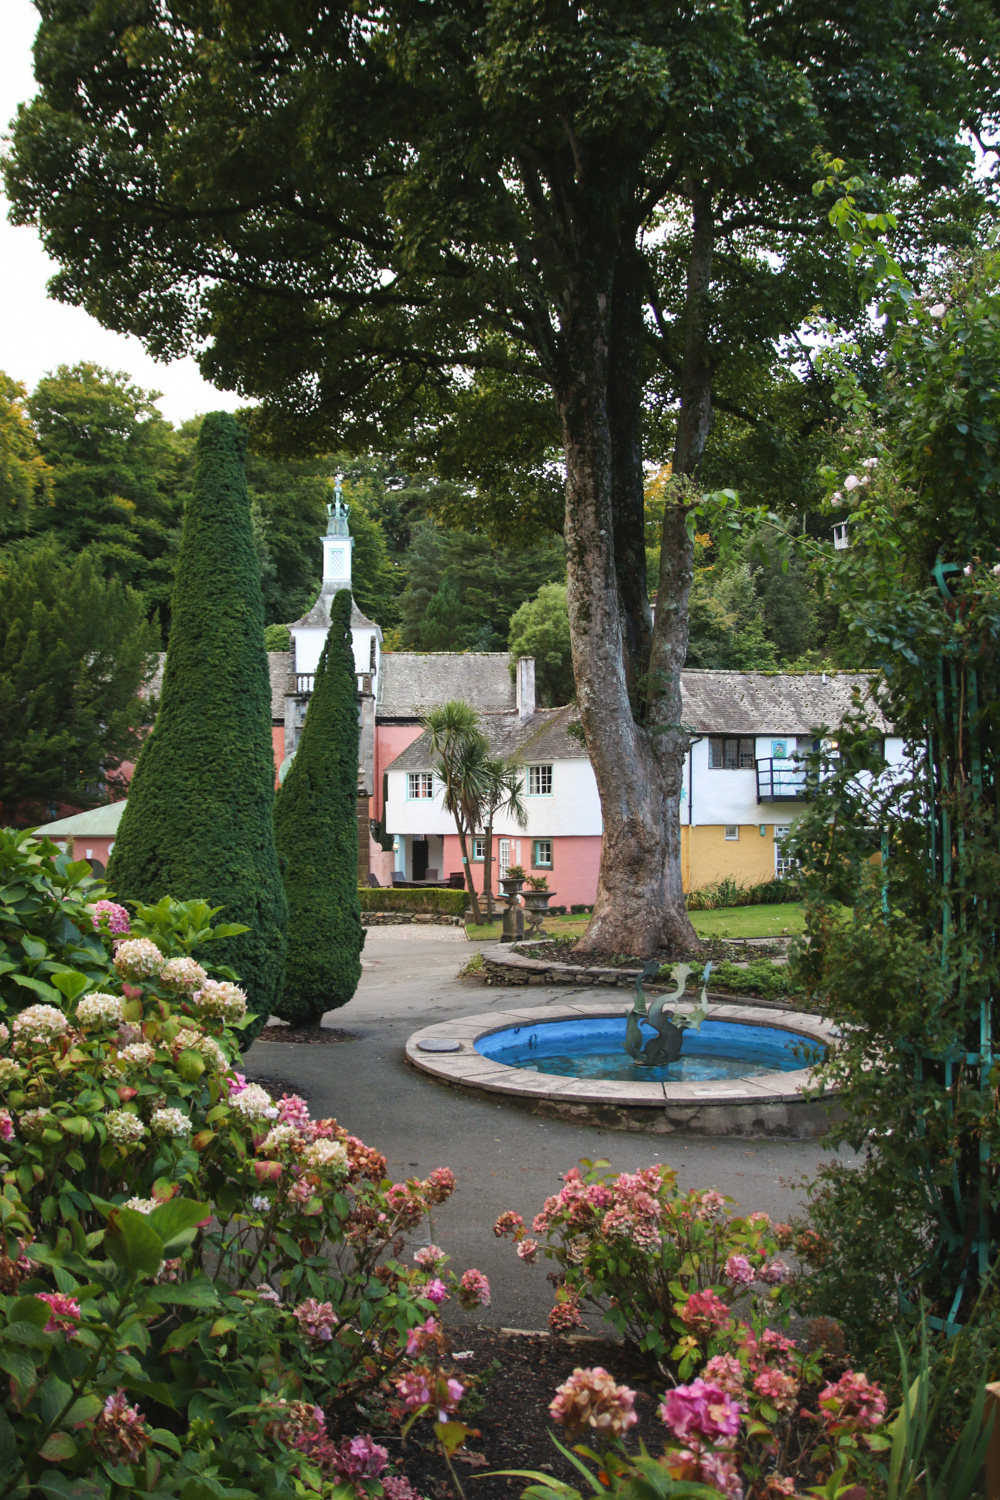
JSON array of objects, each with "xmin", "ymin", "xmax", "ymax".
[{"xmin": 475, "ymin": 1016, "xmax": 818, "ymax": 1083}]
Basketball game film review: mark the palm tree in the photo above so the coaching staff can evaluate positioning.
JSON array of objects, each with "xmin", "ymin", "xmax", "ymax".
[
  {"xmin": 481, "ymin": 758, "xmax": 528, "ymax": 919},
  {"xmin": 423, "ymin": 701, "xmax": 489, "ymax": 924}
]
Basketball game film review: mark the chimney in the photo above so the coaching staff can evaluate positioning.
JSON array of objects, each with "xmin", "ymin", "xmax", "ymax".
[{"xmin": 516, "ymin": 656, "xmax": 536, "ymax": 719}]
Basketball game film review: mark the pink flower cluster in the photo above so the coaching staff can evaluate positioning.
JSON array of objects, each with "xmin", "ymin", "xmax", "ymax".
[
  {"xmin": 457, "ymin": 1268, "xmax": 491, "ymax": 1309},
  {"xmin": 406, "ymin": 1317, "xmax": 443, "ymax": 1357},
  {"xmin": 94, "ymin": 1389, "xmax": 151, "ymax": 1465},
  {"xmin": 413, "ymin": 1244, "xmax": 446, "ymax": 1271},
  {"xmin": 677, "ymin": 1288, "xmax": 731, "ymax": 1334},
  {"xmin": 87, "ymin": 900, "xmax": 131, "ymax": 935},
  {"xmin": 818, "ymin": 1370, "xmax": 887, "ymax": 1433},
  {"xmin": 0, "ymin": 1110, "xmax": 13, "ymax": 1143},
  {"xmin": 395, "ymin": 1367, "xmax": 464, "ymax": 1421},
  {"xmin": 36, "ymin": 1291, "xmax": 81, "ymax": 1336},
  {"xmin": 549, "ymin": 1366, "xmax": 637, "ymax": 1441},
  {"xmin": 292, "ymin": 1298, "xmax": 336, "ymax": 1344},
  {"xmin": 659, "ymin": 1378, "xmax": 741, "ymax": 1444},
  {"xmin": 548, "ymin": 1294, "xmax": 583, "ymax": 1333}
]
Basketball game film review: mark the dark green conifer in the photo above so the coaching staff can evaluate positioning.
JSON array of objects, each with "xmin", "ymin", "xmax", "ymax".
[
  {"xmin": 107, "ymin": 414, "xmax": 287, "ymax": 1038},
  {"xmin": 273, "ymin": 589, "xmax": 363, "ymax": 1024}
]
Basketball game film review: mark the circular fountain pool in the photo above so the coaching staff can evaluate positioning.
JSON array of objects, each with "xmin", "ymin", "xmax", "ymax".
[
  {"xmin": 405, "ymin": 999, "xmax": 838, "ymax": 1138},
  {"xmin": 474, "ymin": 1015, "xmax": 814, "ymax": 1083}
]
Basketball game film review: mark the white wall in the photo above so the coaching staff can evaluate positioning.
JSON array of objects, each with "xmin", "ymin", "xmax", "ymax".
[
  {"xmin": 291, "ymin": 618, "xmax": 381, "ymax": 677},
  {"xmin": 385, "ymin": 756, "xmax": 603, "ymax": 839}
]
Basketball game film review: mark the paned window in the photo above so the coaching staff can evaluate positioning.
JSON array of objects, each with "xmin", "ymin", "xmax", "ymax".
[
  {"xmin": 527, "ymin": 764, "xmax": 553, "ymax": 796},
  {"xmin": 724, "ymin": 825, "xmax": 739, "ymax": 841},
  {"xmin": 774, "ymin": 824, "xmax": 797, "ymax": 878},
  {"xmin": 406, "ymin": 772, "xmax": 434, "ymax": 800},
  {"xmin": 471, "ymin": 837, "xmax": 486, "ymax": 862},
  {"xmin": 708, "ymin": 736, "xmax": 756, "ymax": 770},
  {"xmin": 532, "ymin": 839, "xmax": 553, "ymax": 868}
]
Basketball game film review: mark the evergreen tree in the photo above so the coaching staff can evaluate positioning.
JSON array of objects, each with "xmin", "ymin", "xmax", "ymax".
[
  {"xmin": 508, "ymin": 583, "xmax": 575, "ymax": 706},
  {"xmin": 107, "ymin": 413, "xmax": 287, "ymax": 1038},
  {"xmin": 273, "ymin": 589, "xmax": 363, "ymax": 1024}
]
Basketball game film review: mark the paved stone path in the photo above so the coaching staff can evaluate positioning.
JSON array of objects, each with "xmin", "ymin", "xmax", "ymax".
[{"xmin": 245, "ymin": 927, "xmax": 851, "ymax": 1330}]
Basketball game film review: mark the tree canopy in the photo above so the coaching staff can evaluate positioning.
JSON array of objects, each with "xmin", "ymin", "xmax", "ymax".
[{"xmin": 7, "ymin": 0, "xmax": 997, "ymax": 951}]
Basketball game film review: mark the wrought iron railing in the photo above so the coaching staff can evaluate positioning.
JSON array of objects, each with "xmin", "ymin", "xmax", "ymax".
[{"xmin": 755, "ymin": 758, "xmax": 810, "ymax": 802}]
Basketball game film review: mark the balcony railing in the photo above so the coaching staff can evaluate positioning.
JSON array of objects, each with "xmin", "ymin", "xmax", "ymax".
[
  {"xmin": 287, "ymin": 671, "xmax": 374, "ymax": 697},
  {"xmin": 756, "ymin": 758, "xmax": 811, "ymax": 803}
]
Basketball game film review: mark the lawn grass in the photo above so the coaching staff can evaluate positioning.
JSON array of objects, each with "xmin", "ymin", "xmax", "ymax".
[{"xmin": 465, "ymin": 902, "xmax": 809, "ymax": 943}]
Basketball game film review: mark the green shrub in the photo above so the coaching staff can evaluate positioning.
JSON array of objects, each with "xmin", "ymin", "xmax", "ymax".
[
  {"xmin": 686, "ymin": 876, "xmax": 801, "ymax": 910},
  {"xmin": 273, "ymin": 590, "xmax": 363, "ymax": 1024},
  {"xmin": 688, "ymin": 957, "xmax": 805, "ymax": 1003},
  {"xmin": 263, "ymin": 622, "xmax": 291, "ymax": 650},
  {"xmin": 359, "ymin": 887, "xmax": 467, "ymax": 915},
  {"xmin": 0, "ymin": 831, "xmax": 487, "ymax": 1499},
  {"xmin": 107, "ymin": 413, "xmax": 287, "ymax": 1041}
]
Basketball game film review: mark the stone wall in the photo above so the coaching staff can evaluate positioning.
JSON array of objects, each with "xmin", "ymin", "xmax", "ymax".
[{"xmin": 361, "ymin": 912, "xmax": 465, "ymax": 927}]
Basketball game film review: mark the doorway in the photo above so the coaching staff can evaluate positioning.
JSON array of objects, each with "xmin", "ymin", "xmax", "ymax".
[{"xmin": 412, "ymin": 840, "xmax": 429, "ymax": 881}]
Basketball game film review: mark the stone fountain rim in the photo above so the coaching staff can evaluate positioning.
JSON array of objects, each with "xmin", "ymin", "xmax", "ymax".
[{"xmin": 405, "ymin": 999, "xmax": 835, "ymax": 1109}]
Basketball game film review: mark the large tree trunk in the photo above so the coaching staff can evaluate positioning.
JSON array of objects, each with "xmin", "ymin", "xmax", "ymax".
[{"xmin": 556, "ymin": 264, "xmax": 700, "ymax": 958}]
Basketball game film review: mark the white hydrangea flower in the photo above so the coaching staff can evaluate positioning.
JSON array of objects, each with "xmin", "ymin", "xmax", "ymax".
[
  {"xmin": 76, "ymin": 992, "xmax": 123, "ymax": 1029},
  {"xmin": 105, "ymin": 1110, "xmax": 146, "ymax": 1144},
  {"xmin": 843, "ymin": 474, "xmax": 860, "ymax": 492},
  {"xmin": 114, "ymin": 939, "xmax": 165, "ymax": 981},
  {"xmin": 159, "ymin": 957, "xmax": 209, "ymax": 993},
  {"xmin": 172, "ymin": 1029, "xmax": 228, "ymax": 1071},
  {"xmin": 928, "ymin": 302, "xmax": 947, "ymax": 319},
  {"xmin": 12, "ymin": 1005, "xmax": 68, "ymax": 1041},
  {"xmin": 830, "ymin": 491, "xmax": 843, "ymax": 507},
  {"xmin": 302, "ymin": 1139, "xmax": 349, "ymax": 1176},
  {"xmin": 230, "ymin": 1084, "xmax": 278, "ymax": 1123},
  {"xmin": 124, "ymin": 1197, "xmax": 158, "ymax": 1214},
  {"xmin": 19, "ymin": 1107, "xmax": 56, "ymax": 1138},
  {"xmin": 993, "ymin": 564, "xmax": 1000, "ymax": 578},
  {"xmin": 118, "ymin": 1042, "xmax": 157, "ymax": 1067},
  {"xmin": 862, "ymin": 457, "xmax": 878, "ymax": 469},
  {"xmin": 259, "ymin": 1123, "xmax": 302, "ymax": 1153},
  {"xmin": 0, "ymin": 1058, "xmax": 23, "ymax": 1086},
  {"xmin": 250, "ymin": 1194, "xmax": 271, "ymax": 1212},
  {"xmin": 151, "ymin": 1107, "xmax": 191, "ymax": 1137},
  {"xmin": 192, "ymin": 980, "xmax": 248, "ymax": 1022}
]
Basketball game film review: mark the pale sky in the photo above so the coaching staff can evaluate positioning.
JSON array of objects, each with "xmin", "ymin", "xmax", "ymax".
[{"xmin": 1, "ymin": 0, "xmax": 242, "ymax": 426}]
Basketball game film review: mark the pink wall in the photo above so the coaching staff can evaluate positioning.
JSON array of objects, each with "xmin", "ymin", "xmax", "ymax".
[
  {"xmin": 272, "ymin": 725, "xmax": 285, "ymax": 787},
  {"xmin": 440, "ymin": 833, "xmax": 602, "ymax": 908},
  {"xmin": 62, "ymin": 836, "xmax": 116, "ymax": 873},
  {"xmin": 373, "ymin": 723, "xmax": 425, "ymax": 819}
]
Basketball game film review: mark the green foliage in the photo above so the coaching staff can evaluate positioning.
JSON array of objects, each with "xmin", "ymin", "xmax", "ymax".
[
  {"xmin": 28, "ymin": 364, "xmax": 185, "ymax": 634},
  {"xmin": 358, "ymin": 887, "xmax": 465, "ymax": 915},
  {"xmin": 107, "ymin": 413, "xmax": 286, "ymax": 1042},
  {"xmin": 508, "ymin": 583, "xmax": 574, "ymax": 707},
  {"xmin": 0, "ymin": 832, "xmax": 482, "ymax": 1499},
  {"xmin": 273, "ymin": 590, "xmax": 363, "ymax": 1024},
  {"xmin": 691, "ymin": 958, "xmax": 805, "ymax": 1005},
  {"xmin": 0, "ymin": 373, "xmax": 50, "ymax": 541},
  {"xmin": 686, "ymin": 878, "xmax": 801, "ymax": 911},
  {"xmin": 0, "ymin": 539, "xmax": 159, "ymax": 817},
  {"xmin": 263, "ymin": 623, "xmax": 291, "ymax": 651},
  {"xmin": 686, "ymin": 557, "xmax": 778, "ymax": 672},
  {"xmin": 399, "ymin": 522, "xmax": 564, "ymax": 653}
]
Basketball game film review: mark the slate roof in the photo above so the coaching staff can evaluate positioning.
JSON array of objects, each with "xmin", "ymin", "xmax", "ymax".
[
  {"xmin": 377, "ymin": 652, "xmax": 516, "ymax": 719},
  {"xmin": 385, "ymin": 672, "xmax": 888, "ymax": 772},
  {"xmin": 680, "ymin": 671, "xmax": 888, "ymax": 734},
  {"xmin": 151, "ymin": 652, "xmax": 292, "ymax": 721},
  {"xmin": 289, "ymin": 583, "xmax": 380, "ymax": 634},
  {"xmin": 386, "ymin": 705, "xmax": 586, "ymax": 772},
  {"xmin": 34, "ymin": 802, "xmax": 128, "ymax": 837}
]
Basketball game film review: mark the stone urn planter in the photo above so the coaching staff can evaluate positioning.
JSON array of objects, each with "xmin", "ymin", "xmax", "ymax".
[
  {"xmin": 499, "ymin": 873, "xmax": 525, "ymax": 897},
  {"xmin": 521, "ymin": 889, "xmax": 556, "ymax": 937}
]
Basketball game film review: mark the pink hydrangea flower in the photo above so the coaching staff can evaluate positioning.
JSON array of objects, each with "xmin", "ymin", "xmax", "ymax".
[
  {"xmin": 332, "ymin": 1434, "xmax": 389, "ymax": 1479},
  {"xmin": 277, "ymin": 1094, "xmax": 312, "ymax": 1132},
  {"xmin": 94, "ymin": 1389, "xmax": 151, "ymax": 1465},
  {"xmin": 516, "ymin": 1238, "xmax": 539, "ymax": 1264},
  {"xmin": 405, "ymin": 1317, "xmax": 441, "ymax": 1357},
  {"xmin": 549, "ymin": 1367, "xmax": 637, "ymax": 1441},
  {"xmin": 36, "ymin": 1291, "xmax": 81, "ymax": 1336},
  {"xmin": 548, "ymin": 1296, "xmax": 583, "ymax": 1333},
  {"xmin": 759, "ymin": 1259, "xmax": 790, "ymax": 1285},
  {"xmin": 457, "ymin": 1268, "xmax": 491, "ymax": 1309},
  {"xmin": 493, "ymin": 1211, "xmax": 524, "ymax": 1239},
  {"xmin": 424, "ymin": 1167, "xmax": 456, "ymax": 1205},
  {"xmin": 423, "ymin": 1279, "xmax": 449, "ymax": 1305},
  {"xmin": 703, "ymin": 1354, "xmax": 746, "ymax": 1400},
  {"xmin": 292, "ymin": 1298, "xmax": 336, "ymax": 1344},
  {"xmin": 0, "ymin": 1110, "xmax": 14, "ymax": 1143},
  {"xmin": 395, "ymin": 1368, "xmax": 463, "ymax": 1420},
  {"xmin": 659, "ymin": 1379, "xmax": 741, "ymax": 1443},
  {"xmin": 724, "ymin": 1254, "xmax": 754, "ymax": 1284},
  {"xmin": 818, "ymin": 1370, "xmax": 887, "ymax": 1432},
  {"xmin": 87, "ymin": 900, "xmax": 131, "ymax": 935},
  {"xmin": 382, "ymin": 1478, "xmax": 424, "ymax": 1500},
  {"xmin": 677, "ymin": 1288, "xmax": 732, "ymax": 1334},
  {"xmin": 413, "ymin": 1244, "xmax": 447, "ymax": 1270},
  {"xmin": 752, "ymin": 1367, "xmax": 799, "ymax": 1413}
]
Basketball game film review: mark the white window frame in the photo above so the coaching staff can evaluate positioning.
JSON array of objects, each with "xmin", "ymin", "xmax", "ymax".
[
  {"xmin": 774, "ymin": 824, "xmax": 797, "ymax": 878},
  {"xmin": 724, "ymin": 825, "xmax": 739, "ymax": 841},
  {"xmin": 406, "ymin": 772, "xmax": 434, "ymax": 800},
  {"xmin": 471, "ymin": 837, "xmax": 486, "ymax": 862},
  {"xmin": 532, "ymin": 839, "xmax": 553, "ymax": 868},
  {"xmin": 527, "ymin": 763, "xmax": 553, "ymax": 797}
]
